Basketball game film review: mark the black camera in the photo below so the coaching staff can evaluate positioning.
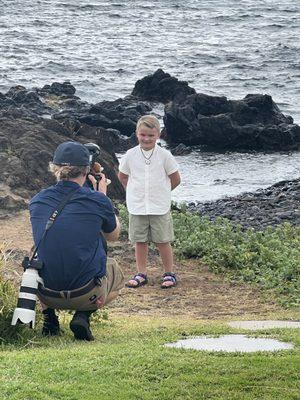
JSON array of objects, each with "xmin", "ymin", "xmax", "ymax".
[
  {"xmin": 84, "ymin": 142, "xmax": 102, "ymax": 189},
  {"xmin": 22, "ymin": 256, "xmax": 43, "ymax": 271},
  {"xmin": 84, "ymin": 142, "xmax": 101, "ymax": 166}
]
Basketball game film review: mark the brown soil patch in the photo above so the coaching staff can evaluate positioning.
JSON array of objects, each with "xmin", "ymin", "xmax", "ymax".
[{"xmin": 1, "ymin": 211, "xmax": 281, "ymax": 319}]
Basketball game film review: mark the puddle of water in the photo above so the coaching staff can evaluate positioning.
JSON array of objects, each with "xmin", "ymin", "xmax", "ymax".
[
  {"xmin": 228, "ymin": 320, "xmax": 300, "ymax": 331},
  {"xmin": 165, "ymin": 335, "xmax": 294, "ymax": 353}
]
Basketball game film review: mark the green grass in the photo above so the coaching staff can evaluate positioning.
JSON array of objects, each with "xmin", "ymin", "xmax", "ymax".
[
  {"xmin": 0, "ymin": 316, "xmax": 299, "ymax": 400},
  {"xmin": 1, "ymin": 208, "xmax": 299, "ymax": 399}
]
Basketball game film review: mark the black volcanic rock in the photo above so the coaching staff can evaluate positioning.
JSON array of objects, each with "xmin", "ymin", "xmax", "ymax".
[
  {"xmin": 110, "ymin": 117, "xmax": 136, "ymax": 136},
  {"xmin": 78, "ymin": 113, "xmax": 112, "ymax": 128},
  {"xmin": 75, "ymin": 124, "xmax": 137, "ymax": 154},
  {"xmin": 87, "ymin": 96, "xmax": 152, "ymax": 135},
  {"xmin": 188, "ymin": 178, "xmax": 300, "ymax": 230},
  {"xmin": 132, "ymin": 68, "xmax": 196, "ymax": 103},
  {"xmin": 0, "ymin": 114, "xmax": 125, "ymax": 215},
  {"xmin": 1, "ymin": 85, "xmax": 51, "ymax": 116},
  {"xmin": 54, "ymin": 95, "xmax": 152, "ymax": 137},
  {"xmin": 163, "ymin": 93, "xmax": 300, "ymax": 151},
  {"xmin": 2, "ymin": 74, "xmax": 300, "ymax": 216},
  {"xmin": 0, "ymin": 81, "xmax": 147, "ymax": 217},
  {"xmin": 39, "ymin": 81, "xmax": 76, "ymax": 97}
]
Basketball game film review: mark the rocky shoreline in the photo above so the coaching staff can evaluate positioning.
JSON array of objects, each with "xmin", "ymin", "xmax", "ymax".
[
  {"xmin": 0, "ymin": 69, "xmax": 299, "ymax": 223},
  {"xmin": 187, "ymin": 178, "xmax": 300, "ymax": 230}
]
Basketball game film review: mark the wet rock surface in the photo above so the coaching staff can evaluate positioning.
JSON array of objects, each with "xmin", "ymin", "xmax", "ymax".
[
  {"xmin": 0, "ymin": 80, "xmax": 153, "ymax": 139},
  {"xmin": 132, "ymin": 68, "xmax": 196, "ymax": 103},
  {"xmin": 163, "ymin": 93, "xmax": 300, "ymax": 151},
  {"xmin": 130, "ymin": 70, "xmax": 300, "ymax": 152},
  {"xmin": 1, "ymin": 70, "xmax": 300, "ymax": 216},
  {"xmin": 0, "ymin": 79, "xmax": 156, "ymax": 214},
  {"xmin": 187, "ymin": 178, "xmax": 300, "ymax": 230},
  {"xmin": 1, "ymin": 72, "xmax": 299, "ymax": 154},
  {"xmin": 0, "ymin": 114, "xmax": 125, "ymax": 215},
  {"xmin": 53, "ymin": 95, "xmax": 153, "ymax": 138}
]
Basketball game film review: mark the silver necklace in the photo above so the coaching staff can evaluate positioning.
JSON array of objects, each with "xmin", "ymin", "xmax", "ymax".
[{"xmin": 140, "ymin": 146, "xmax": 155, "ymax": 165}]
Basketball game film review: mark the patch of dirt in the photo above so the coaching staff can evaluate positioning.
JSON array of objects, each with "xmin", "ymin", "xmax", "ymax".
[{"xmin": 0, "ymin": 211, "xmax": 281, "ymax": 319}]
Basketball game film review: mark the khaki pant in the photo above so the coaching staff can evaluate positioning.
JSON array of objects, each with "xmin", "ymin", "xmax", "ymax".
[
  {"xmin": 37, "ymin": 258, "xmax": 124, "ymax": 311},
  {"xmin": 129, "ymin": 212, "xmax": 174, "ymax": 244}
]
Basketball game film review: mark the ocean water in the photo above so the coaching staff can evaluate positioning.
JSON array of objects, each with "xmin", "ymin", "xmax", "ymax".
[
  {"xmin": 0, "ymin": 0, "xmax": 299, "ymax": 202},
  {"xmin": 173, "ymin": 150, "xmax": 300, "ymax": 203}
]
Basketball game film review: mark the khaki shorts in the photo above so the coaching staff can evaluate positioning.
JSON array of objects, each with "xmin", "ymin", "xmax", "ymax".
[
  {"xmin": 129, "ymin": 211, "xmax": 174, "ymax": 244},
  {"xmin": 37, "ymin": 258, "xmax": 124, "ymax": 311}
]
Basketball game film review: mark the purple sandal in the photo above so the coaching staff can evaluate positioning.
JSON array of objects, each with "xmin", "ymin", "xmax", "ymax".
[
  {"xmin": 125, "ymin": 273, "xmax": 148, "ymax": 288},
  {"xmin": 161, "ymin": 272, "xmax": 177, "ymax": 289}
]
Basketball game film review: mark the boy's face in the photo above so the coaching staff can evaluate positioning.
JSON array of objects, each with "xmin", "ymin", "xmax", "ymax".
[{"xmin": 136, "ymin": 125, "xmax": 160, "ymax": 150}]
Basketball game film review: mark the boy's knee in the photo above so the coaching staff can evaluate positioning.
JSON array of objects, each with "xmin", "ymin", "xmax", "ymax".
[{"xmin": 155, "ymin": 242, "xmax": 171, "ymax": 247}]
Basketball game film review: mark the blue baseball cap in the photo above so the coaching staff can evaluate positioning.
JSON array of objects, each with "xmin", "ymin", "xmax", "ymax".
[{"xmin": 53, "ymin": 141, "xmax": 90, "ymax": 166}]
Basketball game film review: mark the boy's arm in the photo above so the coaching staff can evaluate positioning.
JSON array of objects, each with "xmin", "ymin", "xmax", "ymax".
[
  {"xmin": 169, "ymin": 171, "xmax": 181, "ymax": 190},
  {"xmin": 118, "ymin": 171, "xmax": 129, "ymax": 188}
]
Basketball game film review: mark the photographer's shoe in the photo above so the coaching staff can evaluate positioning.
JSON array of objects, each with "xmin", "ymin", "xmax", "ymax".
[
  {"xmin": 42, "ymin": 308, "xmax": 60, "ymax": 336},
  {"xmin": 70, "ymin": 311, "xmax": 94, "ymax": 341}
]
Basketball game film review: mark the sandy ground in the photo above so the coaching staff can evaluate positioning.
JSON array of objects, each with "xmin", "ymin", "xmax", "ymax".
[{"xmin": 0, "ymin": 210, "xmax": 281, "ymax": 319}]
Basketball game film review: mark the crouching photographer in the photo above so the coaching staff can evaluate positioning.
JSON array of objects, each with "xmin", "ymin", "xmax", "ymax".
[{"xmin": 27, "ymin": 141, "xmax": 124, "ymax": 341}]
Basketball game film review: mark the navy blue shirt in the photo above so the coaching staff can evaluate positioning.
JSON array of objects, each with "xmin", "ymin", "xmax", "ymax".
[{"xmin": 29, "ymin": 181, "xmax": 116, "ymax": 291}]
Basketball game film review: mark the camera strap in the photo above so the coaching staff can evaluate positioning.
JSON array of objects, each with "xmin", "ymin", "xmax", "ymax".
[{"xmin": 27, "ymin": 187, "xmax": 80, "ymax": 268}]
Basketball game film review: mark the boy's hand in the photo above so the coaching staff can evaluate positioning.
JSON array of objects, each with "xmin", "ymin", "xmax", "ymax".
[
  {"xmin": 118, "ymin": 171, "xmax": 129, "ymax": 188},
  {"xmin": 169, "ymin": 171, "xmax": 181, "ymax": 190}
]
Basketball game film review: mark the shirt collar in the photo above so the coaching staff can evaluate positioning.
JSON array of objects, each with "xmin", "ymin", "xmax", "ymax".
[
  {"xmin": 139, "ymin": 143, "xmax": 157, "ymax": 154},
  {"xmin": 56, "ymin": 181, "xmax": 82, "ymax": 189}
]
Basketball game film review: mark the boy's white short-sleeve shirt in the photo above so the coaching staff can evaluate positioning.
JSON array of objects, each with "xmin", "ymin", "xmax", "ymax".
[{"xmin": 119, "ymin": 144, "xmax": 179, "ymax": 215}]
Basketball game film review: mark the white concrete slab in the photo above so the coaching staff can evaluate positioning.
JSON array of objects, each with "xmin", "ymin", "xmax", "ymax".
[
  {"xmin": 165, "ymin": 335, "xmax": 294, "ymax": 353},
  {"xmin": 228, "ymin": 320, "xmax": 300, "ymax": 330}
]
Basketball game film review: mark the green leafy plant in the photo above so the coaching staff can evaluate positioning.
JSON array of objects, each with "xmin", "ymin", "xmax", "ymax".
[
  {"xmin": 0, "ymin": 245, "xmax": 38, "ymax": 346},
  {"xmin": 172, "ymin": 209, "xmax": 300, "ymax": 307},
  {"xmin": 117, "ymin": 204, "xmax": 300, "ymax": 307},
  {"xmin": 118, "ymin": 203, "xmax": 129, "ymax": 235}
]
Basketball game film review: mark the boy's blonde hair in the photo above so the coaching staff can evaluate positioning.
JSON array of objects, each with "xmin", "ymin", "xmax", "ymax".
[{"xmin": 136, "ymin": 115, "xmax": 160, "ymax": 134}]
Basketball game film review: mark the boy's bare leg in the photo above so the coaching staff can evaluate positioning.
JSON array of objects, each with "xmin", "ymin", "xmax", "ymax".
[
  {"xmin": 127, "ymin": 242, "xmax": 148, "ymax": 286},
  {"xmin": 135, "ymin": 242, "xmax": 148, "ymax": 273},
  {"xmin": 156, "ymin": 242, "xmax": 175, "ymax": 287}
]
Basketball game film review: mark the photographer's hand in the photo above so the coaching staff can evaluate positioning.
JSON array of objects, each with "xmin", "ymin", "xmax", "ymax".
[
  {"xmin": 92, "ymin": 162, "xmax": 103, "ymax": 175},
  {"xmin": 88, "ymin": 172, "xmax": 108, "ymax": 195},
  {"xmin": 95, "ymin": 296, "xmax": 105, "ymax": 309}
]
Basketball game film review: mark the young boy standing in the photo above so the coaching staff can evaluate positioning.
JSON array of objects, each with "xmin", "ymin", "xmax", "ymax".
[{"xmin": 118, "ymin": 115, "xmax": 181, "ymax": 288}]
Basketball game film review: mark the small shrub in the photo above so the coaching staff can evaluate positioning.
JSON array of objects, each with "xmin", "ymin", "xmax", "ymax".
[
  {"xmin": 0, "ymin": 248, "xmax": 20, "ymax": 343},
  {"xmin": 0, "ymin": 246, "xmax": 37, "ymax": 346},
  {"xmin": 172, "ymin": 209, "xmax": 300, "ymax": 307},
  {"xmin": 118, "ymin": 203, "xmax": 129, "ymax": 235}
]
